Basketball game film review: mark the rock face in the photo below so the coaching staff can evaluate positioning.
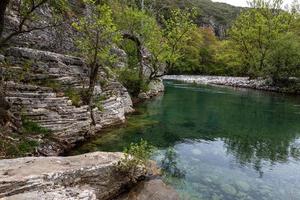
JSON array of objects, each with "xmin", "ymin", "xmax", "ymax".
[
  {"xmin": 138, "ymin": 80, "xmax": 165, "ymax": 100},
  {"xmin": 0, "ymin": 152, "xmax": 145, "ymax": 200},
  {"xmin": 1, "ymin": 47, "xmax": 134, "ymax": 156}
]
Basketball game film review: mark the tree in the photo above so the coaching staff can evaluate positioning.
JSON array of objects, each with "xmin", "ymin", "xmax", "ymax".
[
  {"xmin": 0, "ymin": 0, "xmax": 68, "ymax": 48},
  {"xmin": 72, "ymin": 2, "xmax": 121, "ymax": 124},
  {"xmin": 169, "ymin": 27, "xmax": 203, "ymax": 74},
  {"xmin": 163, "ymin": 9, "xmax": 197, "ymax": 72},
  {"xmin": 229, "ymin": 0, "xmax": 300, "ymax": 82},
  {"xmin": 115, "ymin": 7, "xmax": 170, "ymax": 82}
]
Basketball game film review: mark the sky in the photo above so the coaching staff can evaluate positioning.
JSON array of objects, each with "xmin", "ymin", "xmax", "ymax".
[{"xmin": 211, "ymin": 0, "xmax": 294, "ymax": 7}]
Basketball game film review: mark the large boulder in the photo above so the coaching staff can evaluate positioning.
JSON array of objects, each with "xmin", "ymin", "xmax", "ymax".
[{"xmin": 0, "ymin": 152, "xmax": 145, "ymax": 200}]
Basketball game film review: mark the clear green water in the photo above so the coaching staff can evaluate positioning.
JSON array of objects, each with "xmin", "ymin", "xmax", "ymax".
[{"xmin": 70, "ymin": 81, "xmax": 300, "ymax": 200}]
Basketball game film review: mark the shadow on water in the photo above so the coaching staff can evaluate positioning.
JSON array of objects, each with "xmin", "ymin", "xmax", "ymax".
[{"xmin": 69, "ymin": 80, "xmax": 300, "ymax": 200}]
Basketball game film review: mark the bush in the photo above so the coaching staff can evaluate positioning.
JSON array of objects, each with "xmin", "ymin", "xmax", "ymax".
[
  {"xmin": 36, "ymin": 79, "xmax": 63, "ymax": 92},
  {"xmin": 116, "ymin": 139, "xmax": 155, "ymax": 180},
  {"xmin": 117, "ymin": 68, "xmax": 148, "ymax": 97},
  {"xmin": 22, "ymin": 119, "xmax": 51, "ymax": 136},
  {"xmin": 64, "ymin": 88, "xmax": 84, "ymax": 107},
  {"xmin": 0, "ymin": 137, "xmax": 39, "ymax": 158},
  {"xmin": 95, "ymin": 95, "xmax": 107, "ymax": 112}
]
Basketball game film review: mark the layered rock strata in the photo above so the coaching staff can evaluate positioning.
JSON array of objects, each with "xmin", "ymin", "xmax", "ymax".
[
  {"xmin": 1, "ymin": 47, "xmax": 133, "ymax": 155},
  {"xmin": 0, "ymin": 152, "xmax": 144, "ymax": 200}
]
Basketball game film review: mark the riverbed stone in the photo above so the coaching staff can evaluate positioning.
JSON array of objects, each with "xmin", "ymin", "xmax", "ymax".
[
  {"xmin": 221, "ymin": 184, "xmax": 237, "ymax": 196},
  {"xmin": 236, "ymin": 180, "xmax": 251, "ymax": 192},
  {"xmin": 117, "ymin": 179, "xmax": 179, "ymax": 200}
]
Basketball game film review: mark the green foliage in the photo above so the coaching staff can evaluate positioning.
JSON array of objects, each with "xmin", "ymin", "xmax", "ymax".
[
  {"xmin": 35, "ymin": 79, "xmax": 63, "ymax": 92},
  {"xmin": 64, "ymin": 88, "xmax": 83, "ymax": 107},
  {"xmin": 164, "ymin": 9, "xmax": 197, "ymax": 70},
  {"xmin": 95, "ymin": 95, "xmax": 107, "ymax": 112},
  {"xmin": 17, "ymin": 139, "xmax": 39, "ymax": 155},
  {"xmin": 22, "ymin": 119, "xmax": 51, "ymax": 136},
  {"xmin": 72, "ymin": 1, "xmax": 121, "ymax": 108},
  {"xmin": 0, "ymin": 0, "xmax": 70, "ymax": 47},
  {"xmin": 116, "ymin": 6, "xmax": 169, "ymax": 81},
  {"xmin": 72, "ymin": 2, "xmax": 121, "ymax": 67},
  {"xmin": 161, "ymin": 148, "xmax": 185, "ymax": 178},
  {"xmin": 214, "ymin": 40, "xmax": 245, "ymax": 75},
  {"xmin": 122, "ymin": 0, "xmax": 242, "ymax": 29},
  {"xmin": 228, "ymin": 0, "xmax": 300, "ymax": 81},
  {"xmin": 117, "ymin": 68, "xmax": 148, "ymax": 97},
  {"xmin": 120, "ymin": 39, "xmax": 140, "ymax": 69},
  {"xmin": 0, "ymin": 129, "xmax": 40, "ymax": 158},
  {"xmin": 116, "ymin": 139, "xmax": 155, "ymax": 178}
]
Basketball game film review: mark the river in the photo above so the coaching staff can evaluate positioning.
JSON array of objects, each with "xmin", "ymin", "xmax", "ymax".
[{"xmin": 70, "ymin": 80, "xmax": 300, "ymax": 200}]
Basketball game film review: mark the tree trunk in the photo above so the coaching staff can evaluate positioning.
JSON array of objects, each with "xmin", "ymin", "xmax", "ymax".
[
  {"xmin": 0, "ymin": 0, "xmax": 9, "ymax": 39},
  {"xmin": 86, "ymin": 64, "xmax": 100, "ymax": 125}
]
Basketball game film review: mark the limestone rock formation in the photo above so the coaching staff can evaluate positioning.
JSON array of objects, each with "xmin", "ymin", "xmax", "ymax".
[
  {"xmin": 1, "ymin": 47, "xmax": 134, "ymax": 156},
  {"xmin": 0, "ymin": 152, "xmax": 146, "ymax": 200}
]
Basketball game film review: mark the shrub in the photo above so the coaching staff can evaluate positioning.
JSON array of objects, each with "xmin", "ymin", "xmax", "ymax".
[
  {"xmin": 1, "ymin": 137, "xmax": 39, "ymax": 158},
  {"xmin": 95, "ymin": 95, "xmax": 106, "ymax": 112},
  {"xmin": 117, "ymin": 68, "xmax": 148, "ymax": 97},
  {"xmin": 64, "ymin": 88, "xmax": 83, "ymax": 107},
  {"xmin": 116, "ymin": 139, "xmax": 155, "ymax": 180},
  {"xmin": 36, "ymin": 79, "xmax": 63, "ymax": 92},
  {"xmin": 17, "ymin": 140, "xmax": 39, "ymax": 155},
  {"xmin": 22, "ymin": 119, "xmax": 51, "ymax": 136}
]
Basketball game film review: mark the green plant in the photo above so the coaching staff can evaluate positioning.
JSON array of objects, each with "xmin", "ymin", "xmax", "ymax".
[
  {"xmin": 17, "ymin": 139, "xmax": 39, "ymax": 155},
  {"xmin": 72, "ymin": 2, "xmax": 121, "ymax": 109},
  {"xmin": 0, "ymin": 136, "xmax": 39, "ymax": 158},
  {"xmin": 117, "ymin": 68, "xmax": 148, "ymax": 97},
  {"xmin": 116, "ymin": 139, "xmax": 155, "ymax": 179},
  {"xmin": 36, "ymin": 79, "xmax": 63, "ymax": 92},
  {"xmin": 95, "ymin": 95, "xmax": 106, "ymax": 112},
  {"xmin": 64, "ymin": 88, "xmax": 83, "ymax": 107},
  {"xmin": 22, "ymin": 119, "xmax": 51, "ymax": 136}
]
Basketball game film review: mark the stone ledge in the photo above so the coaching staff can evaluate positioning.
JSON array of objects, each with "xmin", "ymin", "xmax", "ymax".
[{"xmin": 0, "ymin": 152, "xmax": 144, "ymax": 200}]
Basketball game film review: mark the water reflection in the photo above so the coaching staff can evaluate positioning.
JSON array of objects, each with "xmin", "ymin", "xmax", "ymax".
[
  {"xmin": 70, "ymin": 81, "xmax": 300, "ymax": 200},
  {"xmin": 158, "ymin": 148, "xmax": 186, "ymax": 178}
]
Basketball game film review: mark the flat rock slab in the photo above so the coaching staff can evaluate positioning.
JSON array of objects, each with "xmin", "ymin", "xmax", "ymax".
[{"xmin": 0, "ymin": 152, "xmax": 145, "ymax": 200}]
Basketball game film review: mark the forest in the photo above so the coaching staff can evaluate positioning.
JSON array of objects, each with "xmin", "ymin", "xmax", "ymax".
[
  {"xmin": 1, "ymin": 1, "xmax": 300, "ymax": 199},
  {"xmin": 1, "ymin": 0, "xmax": 300, "ymax": 99}
]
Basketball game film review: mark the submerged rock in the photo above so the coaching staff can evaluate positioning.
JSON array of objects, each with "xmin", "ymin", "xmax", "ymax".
[
  {"xmin": 221, "ymin": 184, "xmax": 237, "ymax": 196},
  {"xmin": 116, "ymin": 179, "xmax": 179, "ymax": 200},
  {"xmin": 0, "ymin": 152, "xmax": 145, "ymax": 200}
]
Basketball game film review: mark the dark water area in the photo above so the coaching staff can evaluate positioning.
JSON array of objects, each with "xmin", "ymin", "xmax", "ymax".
[{"xmin": 70, "ymin": 81, "xmax": 300, "ymax": 200}]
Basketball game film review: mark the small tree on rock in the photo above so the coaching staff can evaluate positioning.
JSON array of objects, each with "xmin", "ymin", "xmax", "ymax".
[
  {"xmin": 72, "ymin": 1, "xmax": 121, "ymax": 124},
  {"xmin": 0, "ymin": 0, "xmax": 68, "ymax": 48}
]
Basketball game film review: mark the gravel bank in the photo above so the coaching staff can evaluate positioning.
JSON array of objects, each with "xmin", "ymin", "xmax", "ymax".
[{"xmin": 164, "ymin": 75, "xmax": 284, "ymax": 92}]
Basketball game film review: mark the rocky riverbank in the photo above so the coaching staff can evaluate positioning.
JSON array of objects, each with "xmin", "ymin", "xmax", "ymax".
[
  {"xmin": 0, "ymin": 151, "xmax": 178, "ymax": 200},
  {"xmin": 164, "ymin": 75, "xmax": 299, "ymax": 94},
  {"xmin": 0, "ymin": 47, "xmax": 135, "ymax": 156}
]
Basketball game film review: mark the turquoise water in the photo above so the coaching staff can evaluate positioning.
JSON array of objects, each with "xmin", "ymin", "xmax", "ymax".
[{"xmin": 71, "ymin": 81, "xmax": 300, "ymax": 200}]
